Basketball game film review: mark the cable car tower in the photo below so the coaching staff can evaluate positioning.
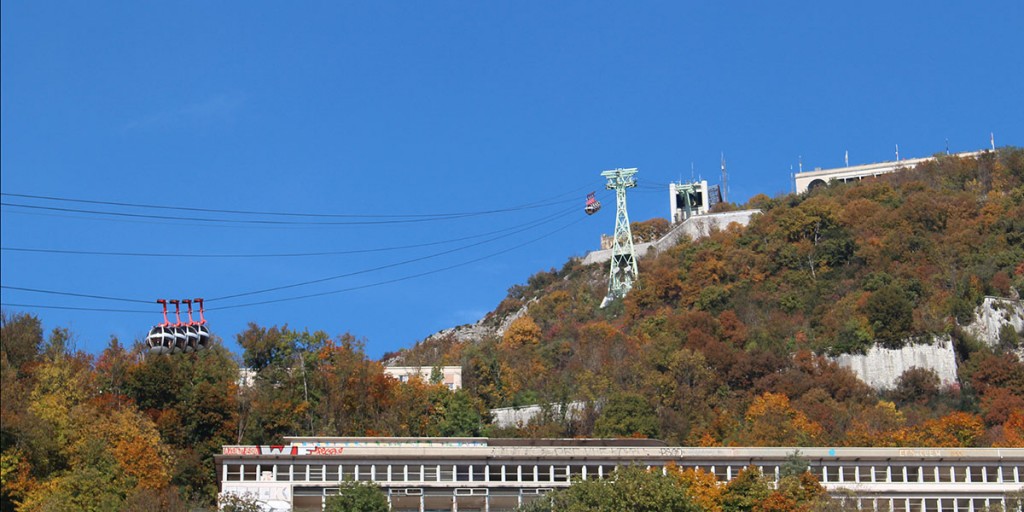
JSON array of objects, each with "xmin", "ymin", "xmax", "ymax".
[{"xmin": 600, "ymin": 167, "xmax": 639, "ymax": 308}]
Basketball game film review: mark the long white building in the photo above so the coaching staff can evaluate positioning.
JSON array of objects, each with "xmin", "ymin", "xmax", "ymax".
[
  {"xmin": 216, "ymin": 437, "xmax": 1024, "ymax": 511},
  {"xmin": 793, "ymin": 150, "xmax": 988, "ymax": 194}
]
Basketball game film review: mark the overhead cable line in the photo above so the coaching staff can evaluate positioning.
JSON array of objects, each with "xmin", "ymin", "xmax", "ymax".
[
  {"xmin": 207, "ymin": 215, "xmax": 588, "ymax": 311},
  {"xmin": 2, "ymin": 210, "xmax": 590, "ymax": 314},
  {"xmin": 0, "ymin": 192, "xmax": 606, "ymax": 308},
  {"xmin": 0, "ymin": 201, "xmax": 554, "ymax": 226},
  {"xmin": 0, "ymin": 200, "xmax": 600, "ymax": 258},
  {"xmin": 0, "ymin": 302, "xmax": 152, "ymax": 314},
  {"xmin": 207, "ymin": 202, "xmax": 583, "ymax": 302},
  {"xmin": 1, "ymin": 185, "xmax": 597, "ymax": 222},
  {"xmin": 1, "ymin": 285, "xmax": 151, "ymax": 304}
]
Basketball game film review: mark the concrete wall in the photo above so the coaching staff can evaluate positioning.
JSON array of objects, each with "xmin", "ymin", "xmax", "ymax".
[
  {"xmin": 490, "ymin": 401, "xmax": 586, "ymax": 429},
  {"xmin": 582, "ymin": 209, "xmax": 759, "ymax": 266},
  {"xmin": 833, "ymin": 336, "xmax": 958, "ymax": 390}
]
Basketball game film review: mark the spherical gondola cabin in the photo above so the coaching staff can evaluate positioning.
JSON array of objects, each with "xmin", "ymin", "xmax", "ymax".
[
  {"xmin": 146, "ymin": 324, "xmax": 174, "ymax": 355},
  {"xmin": 168, "ymin": 300, "xmax": 187, "ymax": 354},
  {"xmin": 182, "ymin": 300, "xmax": 200, "ymax": 352},
  {"xmin": 585, "ymin": 192, "xmax": 601, "ymax": 215},
  {"xmin": 194, "ymin": 298, "xmax": 211, "ymax": 350},
  {"xmin": 197, "ymin": 324, "xmax": 211, "ymax": 350},
  {"xmin": 146, "ymin": 299, "xmax": 175, "ymax": 355}
]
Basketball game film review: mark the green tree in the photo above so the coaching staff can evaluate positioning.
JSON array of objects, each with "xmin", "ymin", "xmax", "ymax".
[
  {"xmin": 720, "ymin": 466, "xmax": 773, "ymax": 512},
  {"xmin": 863, "ymin": 284, "xmax": 913, "ymax": 347},
  {"xmin": 0, "ymin": 311, "xmax": 44, "ymax": 374},
  {"xmin": 520, "ymin": 466, "xmax": 700, "ymax": 512},
  {"xmin": 436, "ymin": 390, "xmax": 483, "ymax": 437},
  {"xmin": 323, "ymin": 481, "xmax": 389, "ymax": 512},
  {"xmin": 594, "ymin": 393, "xmax": 659, "ymax": 439}
]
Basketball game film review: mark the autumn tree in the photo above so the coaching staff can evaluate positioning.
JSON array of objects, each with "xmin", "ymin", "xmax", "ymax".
[
  {"xmin": 740, "ymin": 393, "xmax": 823, "ymax": 446},
  {"xmin": 594, "ymin": 393, "xmax": 659, "ymax": 439},
  {"xmin": 323, "ymin": 481, "xmax": 389, "ymax": 512},
  {"xmin": 521, "ymin": 466, "xmax": 701, "ymax": 512}
]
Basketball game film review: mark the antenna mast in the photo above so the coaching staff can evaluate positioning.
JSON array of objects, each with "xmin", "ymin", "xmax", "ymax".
[
  {"xmin": 600, "ymin": 167, "xmax": 639, "ymax": 307},
  {"xmin": 720, "ymin": 152, "xmax": 728, "ymax": 203}
]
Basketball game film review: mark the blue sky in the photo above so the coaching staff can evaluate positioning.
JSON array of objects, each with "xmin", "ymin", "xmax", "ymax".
[{"xmin": 3, "ymin": 1, "xmax": 1022, "ymax": 359}]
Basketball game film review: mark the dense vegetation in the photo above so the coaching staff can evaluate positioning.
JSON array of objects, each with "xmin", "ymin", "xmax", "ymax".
[
  {"xmin": 398, "ymin": 148, "xmax": 1024, "ymax": 446},
  {"xmin": 0, "ymin": 320, "xmax": 487, "ymax": 510},
  {"xmin": 518, "ymin": 463, "xmax": 838, "ymax": 512},
  {"xmin": 1, "ymin": 149, "xmax": 1022, "ymax": 509}
]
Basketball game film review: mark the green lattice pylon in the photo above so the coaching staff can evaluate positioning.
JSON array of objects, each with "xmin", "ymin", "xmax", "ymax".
[{"xmin": 601, "ymin": 167, "xmax": 639, "ymax": 305}]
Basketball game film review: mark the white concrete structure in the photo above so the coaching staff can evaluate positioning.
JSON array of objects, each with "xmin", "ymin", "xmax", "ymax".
[
  {"xmin": 833, "ymin": 337, "xmax": 959, "ymax": 390},
  {"xmin": 793, "ymin": 150, "xmax": 987, "ymax": 194},
  {"xmin": 217, "ymin": 438, "xmax": 1024, "ymax": 511},
  {"xmin": 384, "ymin": 366, "xmax": 463, "ymax": 390},
  {"xmin": 490, "ymin": 402, "xmax": 586, "ymax": 429},
  {"xmin": 582, "ymin": 209, "xmax": 759, "ymax": 266}
]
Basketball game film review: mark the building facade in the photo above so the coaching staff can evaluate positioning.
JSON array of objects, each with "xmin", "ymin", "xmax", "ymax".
[
  {"xmin": 792, "ymin": 150, "xmax": 987, "ymax": 195},
  {"xmin": 383, "ymin": 366, "xmax": 463, "ymax": 390},
  {"xmin": 216, "ymin": 437, "xmax": 1024, "ymax": 511}
]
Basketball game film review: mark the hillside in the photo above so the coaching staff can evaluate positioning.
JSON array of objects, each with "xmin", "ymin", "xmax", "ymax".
[
  {"xmin": 394, "ymin": 147, "xmax": 1024, "ymax": 445},
  {"xmin": 2, "ymin": 149, "xmax": 1022, "ymax": 509}
]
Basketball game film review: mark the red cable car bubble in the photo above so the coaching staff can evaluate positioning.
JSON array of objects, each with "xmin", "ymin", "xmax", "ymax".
[
  {"xmin": 146, "ymin": 299, "xmax": 175, "ymax": 355},
  {"xmin": 585, "ymin": 192, "xmax": 601, "ymax": 215}
]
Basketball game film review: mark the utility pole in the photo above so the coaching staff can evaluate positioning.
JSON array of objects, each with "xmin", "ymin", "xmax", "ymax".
[{"xmin": 600, "ymin": 167, "xmax": 639, "ymax": 307}]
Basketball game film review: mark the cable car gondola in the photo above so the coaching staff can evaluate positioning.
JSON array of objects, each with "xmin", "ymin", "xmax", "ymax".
[
  {"xmin": 182, "ymin": 299, "xmax": 200, "ymax": 352},
  {"xmin": 146, "ymin": 297, "xmax": 212, "ymax": 355},
  {"xmin": 585, "ymin": 192, "xmax": 601, "ymax": 215},
  {"xmin": 169, "ymin": 300, "xmax": 187, "ymax": 354},
  {"xmin": 194, "ymin": 298, "xmax": 211, "ymax": 350},
  {"xmin": 145, "ymin": 299, "xmax": 175, "ymax": 355}
]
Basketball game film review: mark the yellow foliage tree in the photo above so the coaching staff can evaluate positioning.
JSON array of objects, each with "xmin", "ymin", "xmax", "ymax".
[
  {"xmin": 667, "ymin": 464, "xmax": 723, "ymax": 512},
  {"xmin": 502, "ymin": 316, "xmax": 541, "ymax": 347},
  {"xmin": 902, "ymin": 411, "xmax": 986, "ymax": 447},
  {"xmin": 998, "ymin": 411, "xmax": 1024, "ymax": 447},
  {"xmin": 742, "ymin": 393, "xmax": 823, "ymax": 446}
]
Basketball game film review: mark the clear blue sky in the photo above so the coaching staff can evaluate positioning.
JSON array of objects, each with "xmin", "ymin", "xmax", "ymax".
[{"xmin": 3, "ymin": 2, "xmax": 1022, "ymax": 359}]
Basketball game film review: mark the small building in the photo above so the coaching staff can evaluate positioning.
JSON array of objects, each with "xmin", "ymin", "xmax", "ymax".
[
  {"xmin": 669, "ymin": 180, "xmax": 722, "ymax": 223},
  {"xmin": 384, "ymin": 366, "xmax": 462, "ymax": 390}
]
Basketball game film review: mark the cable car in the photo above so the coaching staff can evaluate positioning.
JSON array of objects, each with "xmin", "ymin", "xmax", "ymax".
[
  {"xmin": 182, "ymin": 299, "xmax": 200, "ymax": 352},
  {"xmin": 146, "ymin": 297, "xmax": 212, "ymax": 355},
  {"xmin": 585, "ymin": 192, "xmax": 601, "ymax": 215},
  {"xmin": 145, "ymin": 299, "xmax": 175, "ymax": 355},
  {"xmin": 169, "ymin": 300, "xmax": 187, "ymax": 354},
  {"xmin": 194, "ymin": 298, "xmax": 211, "ymax": 350}
]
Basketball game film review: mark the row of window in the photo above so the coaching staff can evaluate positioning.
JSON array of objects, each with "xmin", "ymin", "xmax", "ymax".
[
  {"xmin": 810, "ymin": 463, "xmax": 1020, "ymax": 484},
  {"xmin": 223, "ymin": 462, "xmax": 1023, "ymax": 485},
  {"xmin": 837, "ymin": 496, "xmax": 1013, "ymax": 512}
]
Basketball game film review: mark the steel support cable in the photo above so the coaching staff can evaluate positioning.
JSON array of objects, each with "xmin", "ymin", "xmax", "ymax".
[
  {"xmin": 0, "ymin": 196, "xmax": 599, "ymax": 308},
  {"xmin": 207, "ymin": 215, "xmax": 589, "ymax": 311},
  {"xmin": 1, "ymin": 190, "xmax": 607, "ymax": 311},
  {"xmin": 207, "ymin": 201, "xmax": 585, "ymax": 302},
  {"xmin": 0, "ymin": 196, "xmax": 605, "ymax": 258},
  {"xmin": 0, "ymin": 302, "xmax": 152, "ymax": 314},
  {"xmin": 1, "ymin": 184, "xmax": 600, "ymax": 221},
  {"xmin": 0, "ymin": 285, "xmax": 151, "ymax": 304},
  {"xmin": 0, "ymin": 201, "xmax": 533, "ymax": 226},
  {"xmin": 1, "ymin": 212, "xmax": 591, "ymax": 314}
]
